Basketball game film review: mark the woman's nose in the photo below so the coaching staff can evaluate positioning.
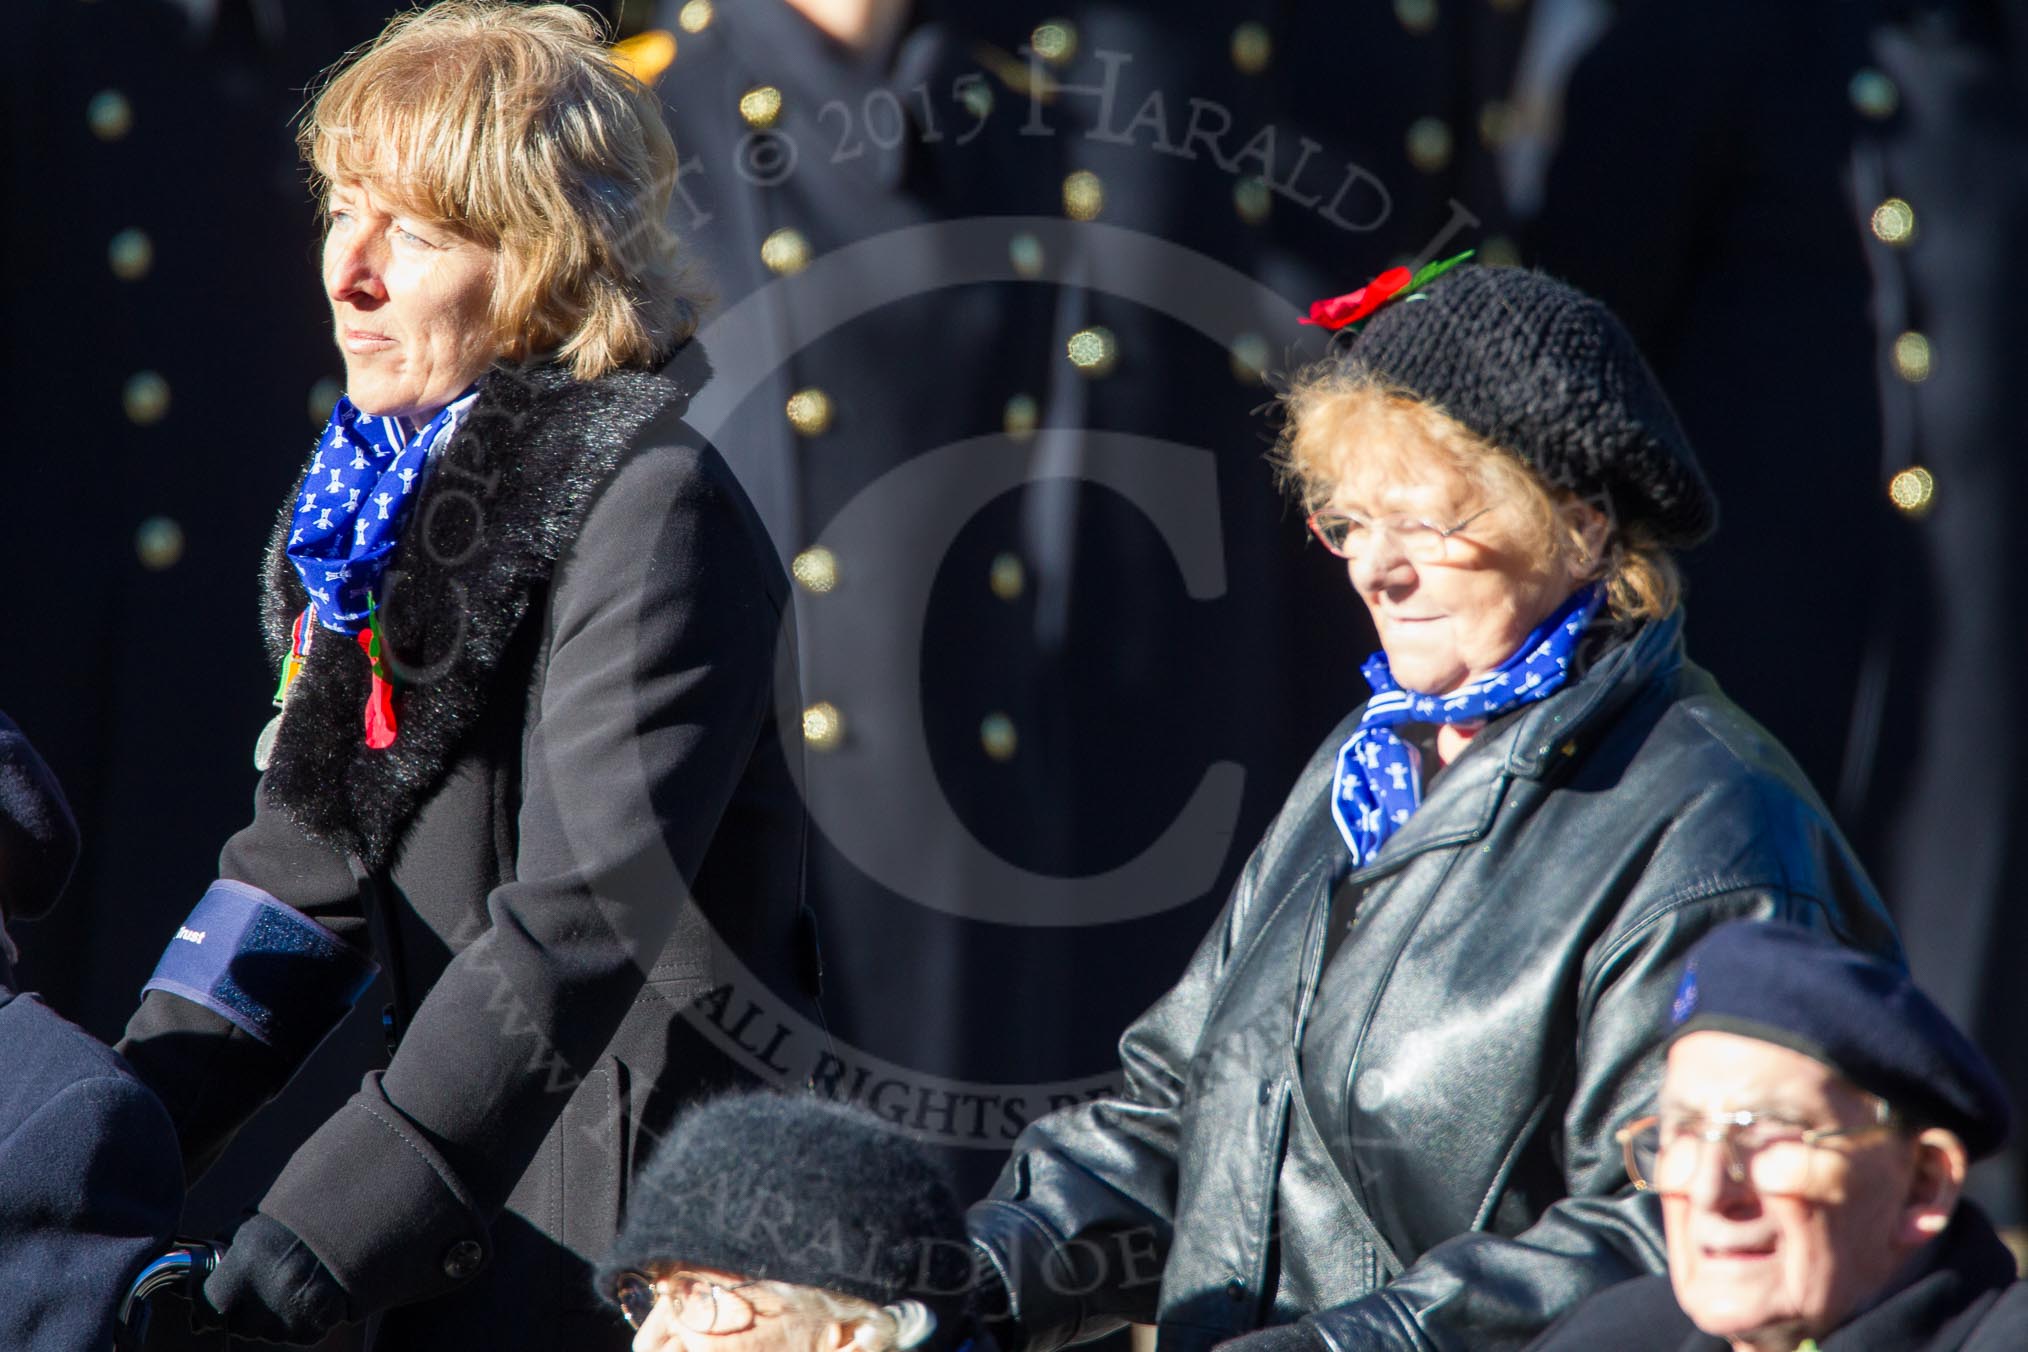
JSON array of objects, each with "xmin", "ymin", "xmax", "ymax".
[
  {"xmin": 326, "ymin": 235, "xmax": 387, "ymax": 303},
  {"xmin": 1345, "ymin": 526, "xmax": 1416, "ymax": 595}
]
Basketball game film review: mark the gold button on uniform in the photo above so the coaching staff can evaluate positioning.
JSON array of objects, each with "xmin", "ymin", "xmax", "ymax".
[
  {"xmin": 740, "ymin": 85, "xmax": 783, "ymax": 129},
  {"xmin": 1850, "ymin": 68, "xmax": 1899, "ymax": 120},
  {"xmin": 108, "ymin": 228, "xmax": 153, "ymax": 281},
  {"xmin": 1229, "ymin": 332, "xmax": 1270, "ymax": 384},
  {"xmin": 1406, "ymin": 117, "xmax": 1453, "ymax": 173},
  {"xmin": 1888, "ymin": 466, "xmax": 1936, "ymax": 516},
  {"xmin": 1031, "ymin": 20, "xmax": 1077, "ymax": 65},
  {"xmin": 1063, "ymin": 170, "xmax": 1104, "ymax": 221},
  {"xmin": 802, "ymin": 702, "xmax": 845, "ymax": 751},
  {"xmin": 1871, "ymin": 197, "xmax": 1915, "ymax": 246},
  {"xmin": 989, "ymin": 552, "xmax": 1026, "ymax": 601},
  {"xmin": 134, "ymin": 516, "xmax": 184, "ymax": 571},
  {"xmin": 124, "ymin": 371, "xmax": 169, "ymax": 425},
  {"xmin": 1481, "ymin": 234, "xmax": 1522, "ymax": 267},
  {"xmin": 1234, "ymin": 176, "xmax": 1271, "ymax": 224},
  {"xmin": 761, "ymin": 227, "xmax": 812, "ymax": 275},
  {"xmin": 1009, "ymin": 233, "xmax": 1045, "ymax": 278},
  {"xmin": 1231, "ymin": 22, "xmax": 1272, "ymax": 76},
  {"xmin": 791, "ymin": 546, "xmax": 839, "ymax": 594},
  {"xmin": 980, "ymin": 713, "xmax": 1018, "ymax": 761},
  {"xmin": 88, "ymin": 89, "xmax": 133, "ymax": 140},
  {"xmin": 1066, "ymin": 326, "xmax": 1118, "ymax": 376},
  {"xmin": 1395, "ymin": 0, "xmax": 1438, "ymax": 32},
  {"xmin": 1004, "ymin": 394, "xmax": 1039, "ymax": 440},
  {"xmin": 677, "ymin": 0, "xmax": 715, "ymax": 33},
  {"xmin": 1478, "ymin": 100, "xmax": 1516, "ymax": 148},
  {"xmin": 786, "ymin": 387, "xmax": 833, "ymax": 435},
  {"xmin": 1892, "ymin": 330, "xmax": 1932, "ymax": 383},
  {"xmin": 961, "ymin": 78, "xmax": 994, "ymax": 120}
]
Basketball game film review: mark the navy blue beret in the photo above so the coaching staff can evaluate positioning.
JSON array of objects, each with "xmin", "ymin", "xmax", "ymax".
[
  {"xmin": 0, "ymin": 709, "xmax": 80, "ymax": 923},
  {"xmin": 1670, "ymin": 920, "xmax": 2012, "ymax": 1159}
]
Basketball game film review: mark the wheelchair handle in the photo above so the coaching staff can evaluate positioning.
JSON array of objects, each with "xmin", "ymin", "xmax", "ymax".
[{"xmin": 117, "ymin": 1241, "xmax": 220, "ymax": 1343}]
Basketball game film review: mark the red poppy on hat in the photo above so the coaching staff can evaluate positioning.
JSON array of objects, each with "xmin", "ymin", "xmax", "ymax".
[{"xmin": 1299, "ymin": 250, "xmax": 1475, "ymax": 333}]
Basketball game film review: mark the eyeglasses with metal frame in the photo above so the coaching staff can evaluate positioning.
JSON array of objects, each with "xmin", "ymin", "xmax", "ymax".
[
  {"xmin": 1616, "ymin": 1099, "xmax": 1900, "ymax": 1197},
  {"xmin": 612, "ymin": 1272, "xmax": 765, "ymax": 1334},
  {"xmin": 1305, "ymin": 504, "xmax": 1496, "ymax": 562}
]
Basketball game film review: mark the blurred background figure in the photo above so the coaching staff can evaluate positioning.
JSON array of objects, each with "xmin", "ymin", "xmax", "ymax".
[
  {"xmin": 1519, "ymin": 0, "xmax": 2028, "ymax": 1227},
  {"xmin": 0, "ymin": 709, "xmax": 184, "ymax": 1352}
]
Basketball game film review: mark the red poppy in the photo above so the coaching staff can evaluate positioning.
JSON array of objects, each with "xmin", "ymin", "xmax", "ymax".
[
  {"xmin": 1299, "ymin": 265, "xmax": 1414, "ymax": 330},
  {"xmin": 357, "ymin": 626, "xmax": 399, "ymax": 750}
]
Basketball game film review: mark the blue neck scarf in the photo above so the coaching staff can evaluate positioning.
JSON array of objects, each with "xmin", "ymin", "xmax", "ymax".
[
  {"xmin": 285, "ymin": 387, "xmax": 480, "ymax": 635},
  {"xmin": 1332, "ymin": 583, "xmax": 1603, "ymax": 868}
]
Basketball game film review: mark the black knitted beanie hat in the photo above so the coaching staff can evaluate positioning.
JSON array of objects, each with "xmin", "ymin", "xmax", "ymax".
[
  {"xmin": 1338, "ymin": 265, "xmax": 1718, "ymax": 548},
  {"xmin": 598, "ymin": 1091, "xmax": 973, "ymax": 1344}
]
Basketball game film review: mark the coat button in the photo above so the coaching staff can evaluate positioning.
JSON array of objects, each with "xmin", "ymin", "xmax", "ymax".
[
  {"xmin": 803, "ymin": 702, "xmax": 846, "ymax": 751},
  {"xmin": 1405, "ymin": 117, "xmax": 1454, "ymax": 173},
  {"xmin": 786, "ymin": 387, "xmax": 834, "ymax": 436},
  {"xmin": 1850, "ymin": 67, "xmax": 1899, "ymax": 120},
  {"xmin": 1062, "ymin": 170, "xmax": 1104, "ymax": 221},
  {"xmin": 1031, "ymin": 20, "xmax": 1077, "ymax": 66},
  {"xmin": 739, "ymin": 85, "xmax": 783, "ymax": 129},
  {"xmin": 442, "ymin": 1239, "xmax": 484, "ymax": 1280},
  {"xmin": 1892, "ymin": 330, "xmax": 1932, "ymax": 383},
  {"xmin": 1256, "ymin": 1078, "xmax": 1274, "ymax": 1106},
  {"xmin": 791, "ymin": 546, "xmax": 839, "ymax": 594},
  {"xmin": 980, "ymin": 713, "xmax": 1018, "ymax": 761},
  {"xmin": 989, "ymin": 552, "xmax": 1026, "ymax": 600},
  {"xmin": 1230, "ymin": 22, "xmax": 1272, "ymax": 76},
  {"xmin": 677, "ymin": 0, "xmax": 714, "ymax": 32},
  {"xmin": 1066, "ymin": 326, "xmax": 1118, "ymax": 376},
  {"xmin": 1888, "ymin": 466, "xmax": 1936, "ymax": 517},
  {"xmin": 761, "ymin": 227, "xmax": 812, "ymax": 275},
  {"xmin": 1870, "ymin": 197, "xmax": 1915, "ymax": 246},
  {"xmin": 1226, "ymin": 1279, "xmax": 1248, "ymax": 1301}
]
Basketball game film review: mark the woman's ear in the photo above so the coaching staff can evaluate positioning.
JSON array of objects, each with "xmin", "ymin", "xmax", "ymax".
[
  {"xmin": 1898, "ymin": 1127, "xmax": 1969, "ymax": 1244},
  {"xmin": 1559, "ymin": 496, "xmax": 1613, "ymax": 581}
]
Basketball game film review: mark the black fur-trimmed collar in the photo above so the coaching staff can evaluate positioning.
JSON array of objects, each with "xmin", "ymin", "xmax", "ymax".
[{"xmin": 257, "ymin": 346, "xmax": 710, "ymax": 873}]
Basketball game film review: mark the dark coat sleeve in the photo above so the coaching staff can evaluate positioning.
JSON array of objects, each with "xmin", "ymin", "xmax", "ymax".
[
  {"xmin": 117, "ymin": 785, "xmax": 366, "ymax": 1179},
  {"xmin": 254, "ymin": 438, "xmax": 787, "ymax": 1312},
  {"xmin": 967, "ymin": 822, "xmax": 1302, "ymax": 1351},
  {"xmin": 0, "ymin": 1071, "xmax": 184, "ymax": 1352}
]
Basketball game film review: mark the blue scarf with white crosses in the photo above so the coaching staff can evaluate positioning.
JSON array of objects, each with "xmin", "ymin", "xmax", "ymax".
[
  {"xmin": 284, "ymin": 387, "xmax": 479, "ymax": 635},
  {"xmin": 1332, "ymin": 583, "xmax": 1603, "ymax": 869}
]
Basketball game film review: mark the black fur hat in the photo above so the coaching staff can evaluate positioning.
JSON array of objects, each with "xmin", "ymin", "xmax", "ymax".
[
  {"xmin": 0, "ymin": 709, "xmax": 80, "ymax": 923},
  {"xmin": 1341, "ymin": 265, "xmax": 1718, "ymax": 548},
  {"xmin": 598, "ymin": 1091, "xmax": 973, "ymax": 1345}
]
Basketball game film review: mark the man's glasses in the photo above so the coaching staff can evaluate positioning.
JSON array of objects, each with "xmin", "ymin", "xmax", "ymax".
[
  {"xmin": 1305, "ymin": 505, "xmax": 1495, "ymax": 563},
  {"xmin": 612, "ymin": 1272, "xmax": 764, "ymax": 1334},
  {"xmin": 1617, "ymin": 1101, "xmax": 1898, "ymax": 1198}
]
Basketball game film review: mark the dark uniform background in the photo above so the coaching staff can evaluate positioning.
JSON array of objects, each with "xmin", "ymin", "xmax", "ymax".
[{"xmin": 7, "ymin": 0, "xmax": 2023, "ymax": 1343}]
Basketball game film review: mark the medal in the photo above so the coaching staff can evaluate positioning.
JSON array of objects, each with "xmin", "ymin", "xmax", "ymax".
[{"xmin": 255, "ymin": 607, "xmax": 317, "ymax": 771}]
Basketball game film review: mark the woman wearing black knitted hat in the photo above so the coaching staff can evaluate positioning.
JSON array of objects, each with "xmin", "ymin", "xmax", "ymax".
[
  {"xmin": 968, "ymin": 264, "xmax": 1907, "ymax": 1352},
  {"xmin": 601, "ymin": 1091, "xmax": 974, "ymax": 1352}
]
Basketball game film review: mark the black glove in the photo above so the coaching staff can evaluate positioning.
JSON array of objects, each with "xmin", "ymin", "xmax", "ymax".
[
  {"xmin": 1212, "ymin": 1320, "xmax": 1330, "ymax": 1352},
  {"xmin": 194, "ymin": 1211, "xmax": 351, "ymax": 1345}
]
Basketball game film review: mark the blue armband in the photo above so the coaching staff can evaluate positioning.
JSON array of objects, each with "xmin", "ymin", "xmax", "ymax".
[{"xmin": 142, "ymin": 879, "xmax": 379, "ymax": 1059}]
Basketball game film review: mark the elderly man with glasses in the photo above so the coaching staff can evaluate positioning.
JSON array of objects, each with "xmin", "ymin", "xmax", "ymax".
[{"xmin": 1528, "ymin": 920, "xmax": 2026, "ymax": 1352}]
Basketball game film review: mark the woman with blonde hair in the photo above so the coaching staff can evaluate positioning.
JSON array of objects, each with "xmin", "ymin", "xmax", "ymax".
[
  {"xmin": 968, "ymin": 264, "xmax": 1903, "ymax": 1351},
  {"xmin": 115, "ymin": 4, "xmax": 811, "ymax": 1346}
]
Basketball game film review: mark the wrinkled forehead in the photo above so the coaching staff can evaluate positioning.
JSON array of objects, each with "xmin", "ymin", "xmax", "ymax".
[{"xmin": 1661, "ymin": 1030, "xmax": 1852, "ymax": 1115}]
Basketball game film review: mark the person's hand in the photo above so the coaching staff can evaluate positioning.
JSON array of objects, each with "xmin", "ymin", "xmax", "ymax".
[
  {"xmin": 1212, "ymin": 1321, "xmax": 1328, "ymax": 1352},
  {"xmin": 194, "ymin": 1211, "xmax": 350, "ymax": 1345}
]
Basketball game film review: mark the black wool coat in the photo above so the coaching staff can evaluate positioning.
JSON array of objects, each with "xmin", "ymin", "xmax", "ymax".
[
  {"xmin": 118, "ymin": 344, "xmax": 813, "ymax": 1349},
  {"xmin": 1525, "ymin": 1202, "xmax": 2028, "ymax": 1352}
]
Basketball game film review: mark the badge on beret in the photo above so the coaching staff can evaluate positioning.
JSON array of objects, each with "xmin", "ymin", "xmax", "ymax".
[{"xmin": 1671, "ymin": 961, "xmax": 1699, "ymax": 1025}]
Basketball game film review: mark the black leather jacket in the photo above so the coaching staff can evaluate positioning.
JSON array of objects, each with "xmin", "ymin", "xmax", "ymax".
[{"xmin": 969, "ymin": 613, "xmax": 1902, "ymax": 1352}]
